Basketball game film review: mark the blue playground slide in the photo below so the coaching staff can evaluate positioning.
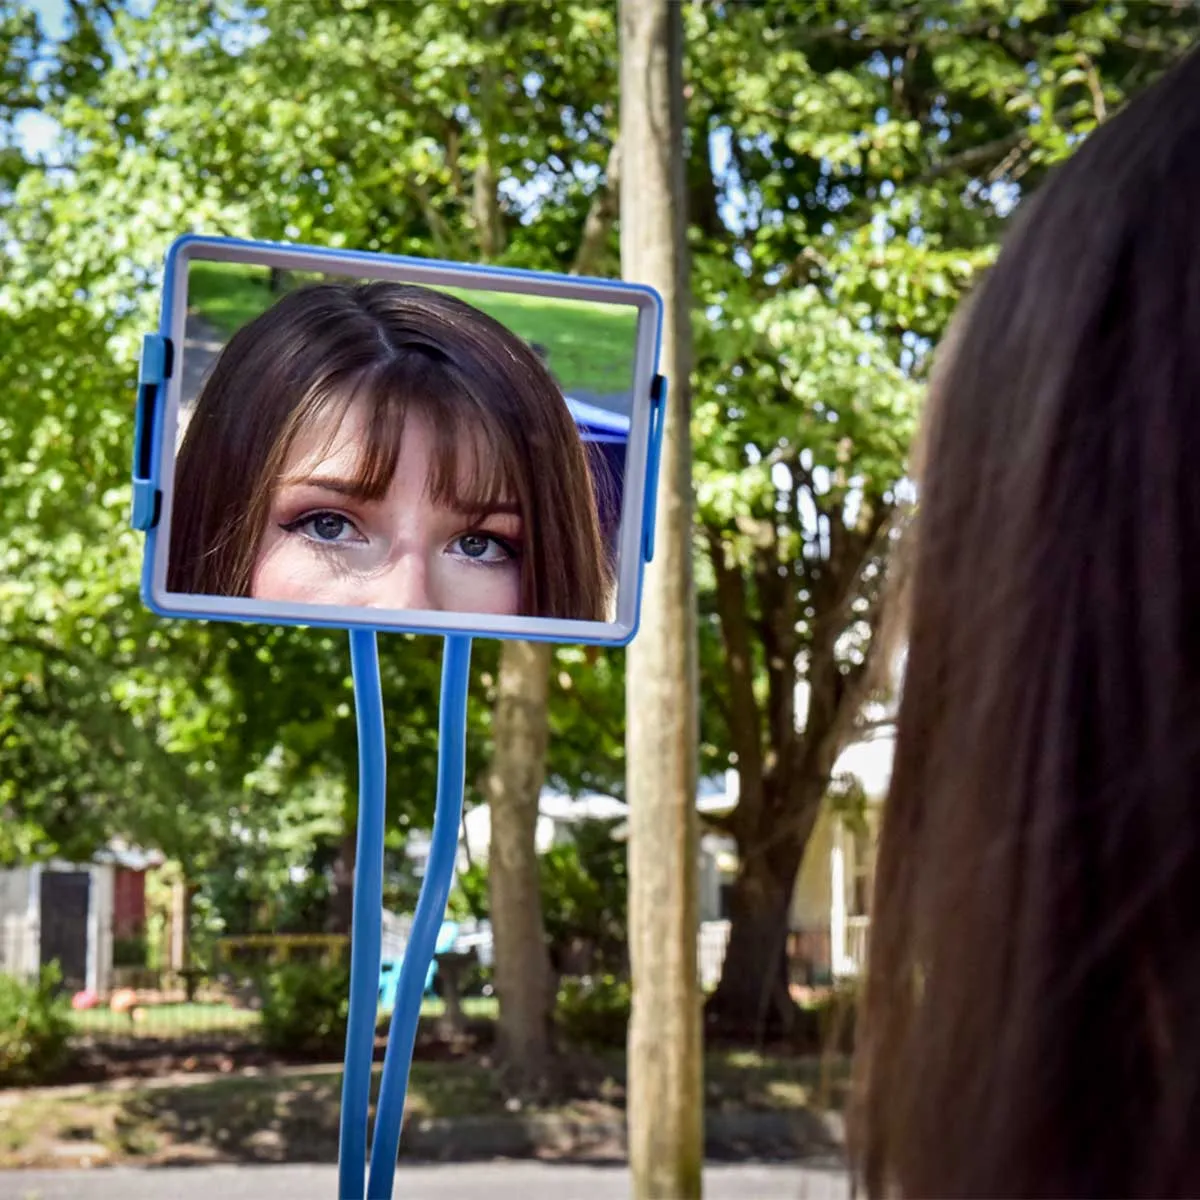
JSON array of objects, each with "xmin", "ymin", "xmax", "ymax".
[{"xmin": 378, "ymin": 919, "xmax": 460, "ymax": 1013}]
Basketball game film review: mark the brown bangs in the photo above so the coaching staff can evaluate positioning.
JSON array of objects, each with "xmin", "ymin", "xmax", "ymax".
[{"xmin": 266, "ymin": 351, "xmax": 524, "ymax": 520}]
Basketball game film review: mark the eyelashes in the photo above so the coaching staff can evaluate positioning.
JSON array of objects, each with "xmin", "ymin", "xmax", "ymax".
[
  {"xmin": 280, "ymin": 511, "xmax": 364, "ymax": 545},
  {"xmin": 452, "ymin": 532, "xmax": 519, "ymax": 564},
  {"xmin": 279, "ymin": 509, "xmax": 522, "ymax": 566}
]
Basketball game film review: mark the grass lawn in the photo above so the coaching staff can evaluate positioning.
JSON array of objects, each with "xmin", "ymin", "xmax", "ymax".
[
  {"xmin": 186, "ymin": 259, "xmax": 639, "ymax": 395},
  {"xmin": 411, "ymin": 994, "xmax": 499, "ymax": 1022},
  {"xmin": 186, "ymin": 260, "xmax": 278, "ymax": 338},
  {"xmin": 72, "ymin": 1003, "xmax": 259, "ymax": 1039},
  {"xmin": 0, "ymin": 1049, "xmax": 848, "ymax": 1168}
]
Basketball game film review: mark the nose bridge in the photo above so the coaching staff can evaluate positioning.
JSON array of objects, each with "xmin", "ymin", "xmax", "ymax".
[{"xmin": 364, "ymin": 552, "xmax": 436, "ymax": 612}]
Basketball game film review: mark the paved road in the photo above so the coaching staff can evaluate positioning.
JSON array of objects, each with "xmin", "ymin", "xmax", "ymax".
[{"xmin": 0, "ymin": 1162, "xmax": 850, "ymax": 1200}]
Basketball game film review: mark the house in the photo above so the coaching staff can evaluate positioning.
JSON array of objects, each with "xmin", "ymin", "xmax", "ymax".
[
  {"xmin": 790, "ymin": 731, "xmax": 892, "ymax": 981},
  {"xmin": 682, "ymin": 732, "xmax": 893, "ymax": 986},
  {"xmin": 401, "ymin": 749, "xmax": 891, "ymax": 992},
  {"xmin": 403, "ymin": 781, "xmax": 737, "ymax": 987},
  {"xmin": 0, "ymin": 842, "xmax": 163, "ymax": 996}
]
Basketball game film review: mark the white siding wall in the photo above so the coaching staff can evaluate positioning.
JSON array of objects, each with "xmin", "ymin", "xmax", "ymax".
[
  {"xmin": 89, "ymin": 864, "xmax": 115, "ymax": 995},
  {"xmin": 0, "ymin": 867, "xmax": 38, "ymax": 978}
]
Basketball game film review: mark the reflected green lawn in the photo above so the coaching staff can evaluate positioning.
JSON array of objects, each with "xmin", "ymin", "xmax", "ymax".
[{"xmin": 186, "ymin": 259, "xmax": 638, "ymax": 395}]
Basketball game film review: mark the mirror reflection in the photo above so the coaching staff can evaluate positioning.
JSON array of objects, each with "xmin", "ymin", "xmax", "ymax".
[{"xmin": 168, "ymin": 261, "xmax": 642, "ymax": 622}]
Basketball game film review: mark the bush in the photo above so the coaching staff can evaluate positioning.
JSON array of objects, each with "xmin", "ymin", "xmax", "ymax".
[
  {"xmin": 450, "ymin": 818, "xmax": 630, "ymax": 977},
  {"xmin": 555, "ymin": 973, "xmax": 631, "ymax": 1048},
  {"xmin": 0, "ymin": 964, "xmax": 74, "ymax": 1084},
  {"xmin": 541, "ymin": 823, "xmax": 628, "ymax": 976},
  {"xmin": 112, "ymin": 935, "xmax": 148, "ymax": 968},
  {"xmin": 257, "ymin": 959, "xmax": 350, "ymax": 1059}
]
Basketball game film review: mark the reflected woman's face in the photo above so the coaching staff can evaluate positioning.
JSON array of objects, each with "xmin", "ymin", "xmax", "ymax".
[{"xmin": 251, "ymin": 401, "xmax": 524, "ymax": 614}]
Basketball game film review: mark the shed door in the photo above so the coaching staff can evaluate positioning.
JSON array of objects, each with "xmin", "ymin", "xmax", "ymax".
[{"xmin": 40, "ymin": 870, "xmax": 90, "ymax": 992}]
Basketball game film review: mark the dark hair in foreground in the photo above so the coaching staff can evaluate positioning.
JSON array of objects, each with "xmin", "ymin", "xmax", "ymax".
[
  {"xmin": 168, "ymin": 281, "xmax": 612, "ymax": 620},
  {"xmin": 853, "ymin": 45, "xmax": 1200, "ymax": 1199}
]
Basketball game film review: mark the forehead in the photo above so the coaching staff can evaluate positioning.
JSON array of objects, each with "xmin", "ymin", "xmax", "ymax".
[
  {"xmin": 281, "ymin": 396, "xmax": 400, "ymax": 477},
  {"xmin": 276, "ymin": 393, "xmax": 511, "ymax": 499}
]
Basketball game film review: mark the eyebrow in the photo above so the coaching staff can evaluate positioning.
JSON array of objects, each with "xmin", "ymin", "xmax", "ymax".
[
  {"xmin": 282, "ymin": 474, "xmax": 522, "ymax": 516},
  {"xmin": 279, "ymin": 474, "xmax": 379, "ymax": 501}
]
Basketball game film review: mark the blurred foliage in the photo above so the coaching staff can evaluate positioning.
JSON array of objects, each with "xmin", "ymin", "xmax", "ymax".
[
  {"xmin": 450, "ymin": 816, "xmax": 628, "ymax": 974},
  {"xmin": 256, "ymin": 958, "xmax": 351, "ymax": 1060},
  {"xmin": 554, "ymin": 972, "xmax": 632, "ymax": 1049},
  {"xmin": 0, "ymin": 0, "xmax": 628, "ymax": 905},
  {"xmin": 448, "ymin": 862, "xmax": 490, "ymax": 925},
  {"xmin": 0, "ymin": 963, "xmax": 74, "ymax": 1085},
  {"xmin": 540, "ymin": 819, "xmax": 628, "ymax": 975},
  {"xmin": 1, "ymin": 0, "xmax": 1197, "ymax": 1018},
  {"xmin": 683, "ymin": 0, "xmax": 1199, "ymax": 1020}
]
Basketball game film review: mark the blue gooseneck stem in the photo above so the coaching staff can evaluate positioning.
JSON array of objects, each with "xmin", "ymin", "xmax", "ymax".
[
  {"xmin": 366, "ymin": 634, "xmax": 473, "ymax": 1198},
  {"xmin": 339, "ymin": 629, "xmax": 388, "ymax": 1200}
]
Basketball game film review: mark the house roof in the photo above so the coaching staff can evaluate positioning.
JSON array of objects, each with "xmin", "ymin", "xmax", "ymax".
[{"xmin": 93, "ymin": 841, "xmax": 165, "ymax": 871}]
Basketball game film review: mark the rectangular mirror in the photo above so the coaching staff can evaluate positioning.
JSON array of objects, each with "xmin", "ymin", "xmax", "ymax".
[{"xmin": 136, "ymin": 236, "xmax": 663, "ymax": 645}]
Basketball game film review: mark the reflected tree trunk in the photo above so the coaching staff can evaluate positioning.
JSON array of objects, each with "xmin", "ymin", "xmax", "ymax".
[{"xmin": 619, "ymin": 1, "xmax": 704, "ymax": 1196}]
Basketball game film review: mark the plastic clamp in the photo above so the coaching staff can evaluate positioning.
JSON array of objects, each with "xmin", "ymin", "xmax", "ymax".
[
  {"xmin": 642, "ymin": 373, "xmax": 667, "ymax": 563},
  {"xmin": 131, "ymin": 333, "xmax": 172, "ymax": 530}
]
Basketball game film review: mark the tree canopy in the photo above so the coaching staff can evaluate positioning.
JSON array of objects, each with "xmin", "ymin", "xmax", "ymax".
[{"xmin": 2, "ymin": 0, "xmax": 1196, "ymax": 998}]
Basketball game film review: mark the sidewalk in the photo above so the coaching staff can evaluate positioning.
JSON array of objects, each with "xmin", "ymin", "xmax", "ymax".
[{"xmin": 0, "ymin": 1162, "xmax": 852, "ymax": 1200}]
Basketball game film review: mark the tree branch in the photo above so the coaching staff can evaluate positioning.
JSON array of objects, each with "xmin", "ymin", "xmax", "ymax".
[
  {"xmin": 915, "ymin": 104, "xmax": 1077, "ymax": 186},
  {"xmin": 571, "ymin": 139, "xmax": 621, "ymax": 276},
  {"xmin": 752, "ymin": 534, "xmax": 797, "ymax": 786},
  {"xmin": 704, "ymin": 524, "xmax": 765, "ymax": 840},
  {"xmin": 796, "ymin": 14, "xmax": 1000, "ymax": 53},
  {"xmin": 403, "ymin": 179, "xmax": 459, "ymax": 259}
]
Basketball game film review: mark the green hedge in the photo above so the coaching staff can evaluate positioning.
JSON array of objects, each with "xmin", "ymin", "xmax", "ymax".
[{"xmin": 0, "ymin": 965, "xmax": 74, "ymax": 1084}]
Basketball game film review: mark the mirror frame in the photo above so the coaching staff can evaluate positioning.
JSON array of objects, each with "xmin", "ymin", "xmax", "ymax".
[{"xmin": 132, "ymin": 234, "xmax": 666, "ymax": 646}]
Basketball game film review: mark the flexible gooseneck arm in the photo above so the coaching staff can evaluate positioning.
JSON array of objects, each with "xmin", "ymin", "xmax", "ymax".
[
  {"xmin": 366, "ymin": 634, "xmax": 473, "ymax": 1199},
  {"xmin": 339, "ymin": 629, "xmax": 388, "ymax": 1200}
]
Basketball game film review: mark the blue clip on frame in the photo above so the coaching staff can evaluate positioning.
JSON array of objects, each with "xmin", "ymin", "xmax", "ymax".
[{"xmin": 131, "ymin": 237, "xmax": 666, "ymax": 1198}]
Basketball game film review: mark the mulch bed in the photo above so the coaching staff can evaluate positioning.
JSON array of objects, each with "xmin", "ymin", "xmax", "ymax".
[{"xmin": 50, "ymin": 1018, "xmax": 498, "ymax": 1087}]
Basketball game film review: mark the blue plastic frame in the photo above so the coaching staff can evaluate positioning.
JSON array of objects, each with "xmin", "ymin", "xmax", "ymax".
[
  {"xmin": 131, "ymin": 233, "xmax": 667, "ymax": 649},
  {"xmin": 339, "ymin": 628, "xmax": 388, "ymax": 1199},
  {"xmin": 367, "ymin": 636, "xmax": 472, "ymax": 1197}
]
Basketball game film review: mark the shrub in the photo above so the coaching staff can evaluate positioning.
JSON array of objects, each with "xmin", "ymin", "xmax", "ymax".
[
  {"xmin": 112, "ymin": 935, "xmax": 148, "ymax": 968},
  {"xmin": 555, "ymin": 973, "xmax": 631, "ymax": 1048},
  {"xmin": 257, "ymin": 959, "xmax": 350, "ymax": 1059},
  {"xmin": 450, "ymin": 818, "xmax": 630, "ymax": 977},
  {"xmin": 541, "ymin": 822, "xmax": 628, "ymax": 975},
  {"xmin": 0, "ymin": 964, "xmax": 74, "ymax": 1084}
]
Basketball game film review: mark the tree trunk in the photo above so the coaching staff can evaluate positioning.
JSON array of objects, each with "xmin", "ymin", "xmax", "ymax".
[
  {"xmin": 484, "ymin": 639, "xmax": 555, "ymax": 1092},
  {"xmin": 620, "ymin": 2, "xmax": 704, "ymax": 1197},
  {"xmin": 705, "ymin": 840, "xmax": 807, "ymax": 1042},
  {"xmin": 327, "ymin": 826, "xmax": 356, "ymax": 936},
  {"xmin": 706, "ymin": 778, "xmax": 826, "ymax": 1038}
]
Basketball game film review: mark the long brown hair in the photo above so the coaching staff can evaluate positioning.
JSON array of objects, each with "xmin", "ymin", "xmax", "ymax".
[
  {"xmin": 854, "ymin": 45, "xmax": 1200, "ymax": 1198},
  {"xmin": 168, "ymin": 280, "xmax": 612, "ymax": 620}
]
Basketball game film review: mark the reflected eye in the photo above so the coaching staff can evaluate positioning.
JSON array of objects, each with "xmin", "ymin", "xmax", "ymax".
[
  {"xmin": 450, "ymin": 533, "xmax": 517, "ymax": 564},
  {"xmin": 281, "ymin": 511, "xmax": 364, "ymax": 545}
]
